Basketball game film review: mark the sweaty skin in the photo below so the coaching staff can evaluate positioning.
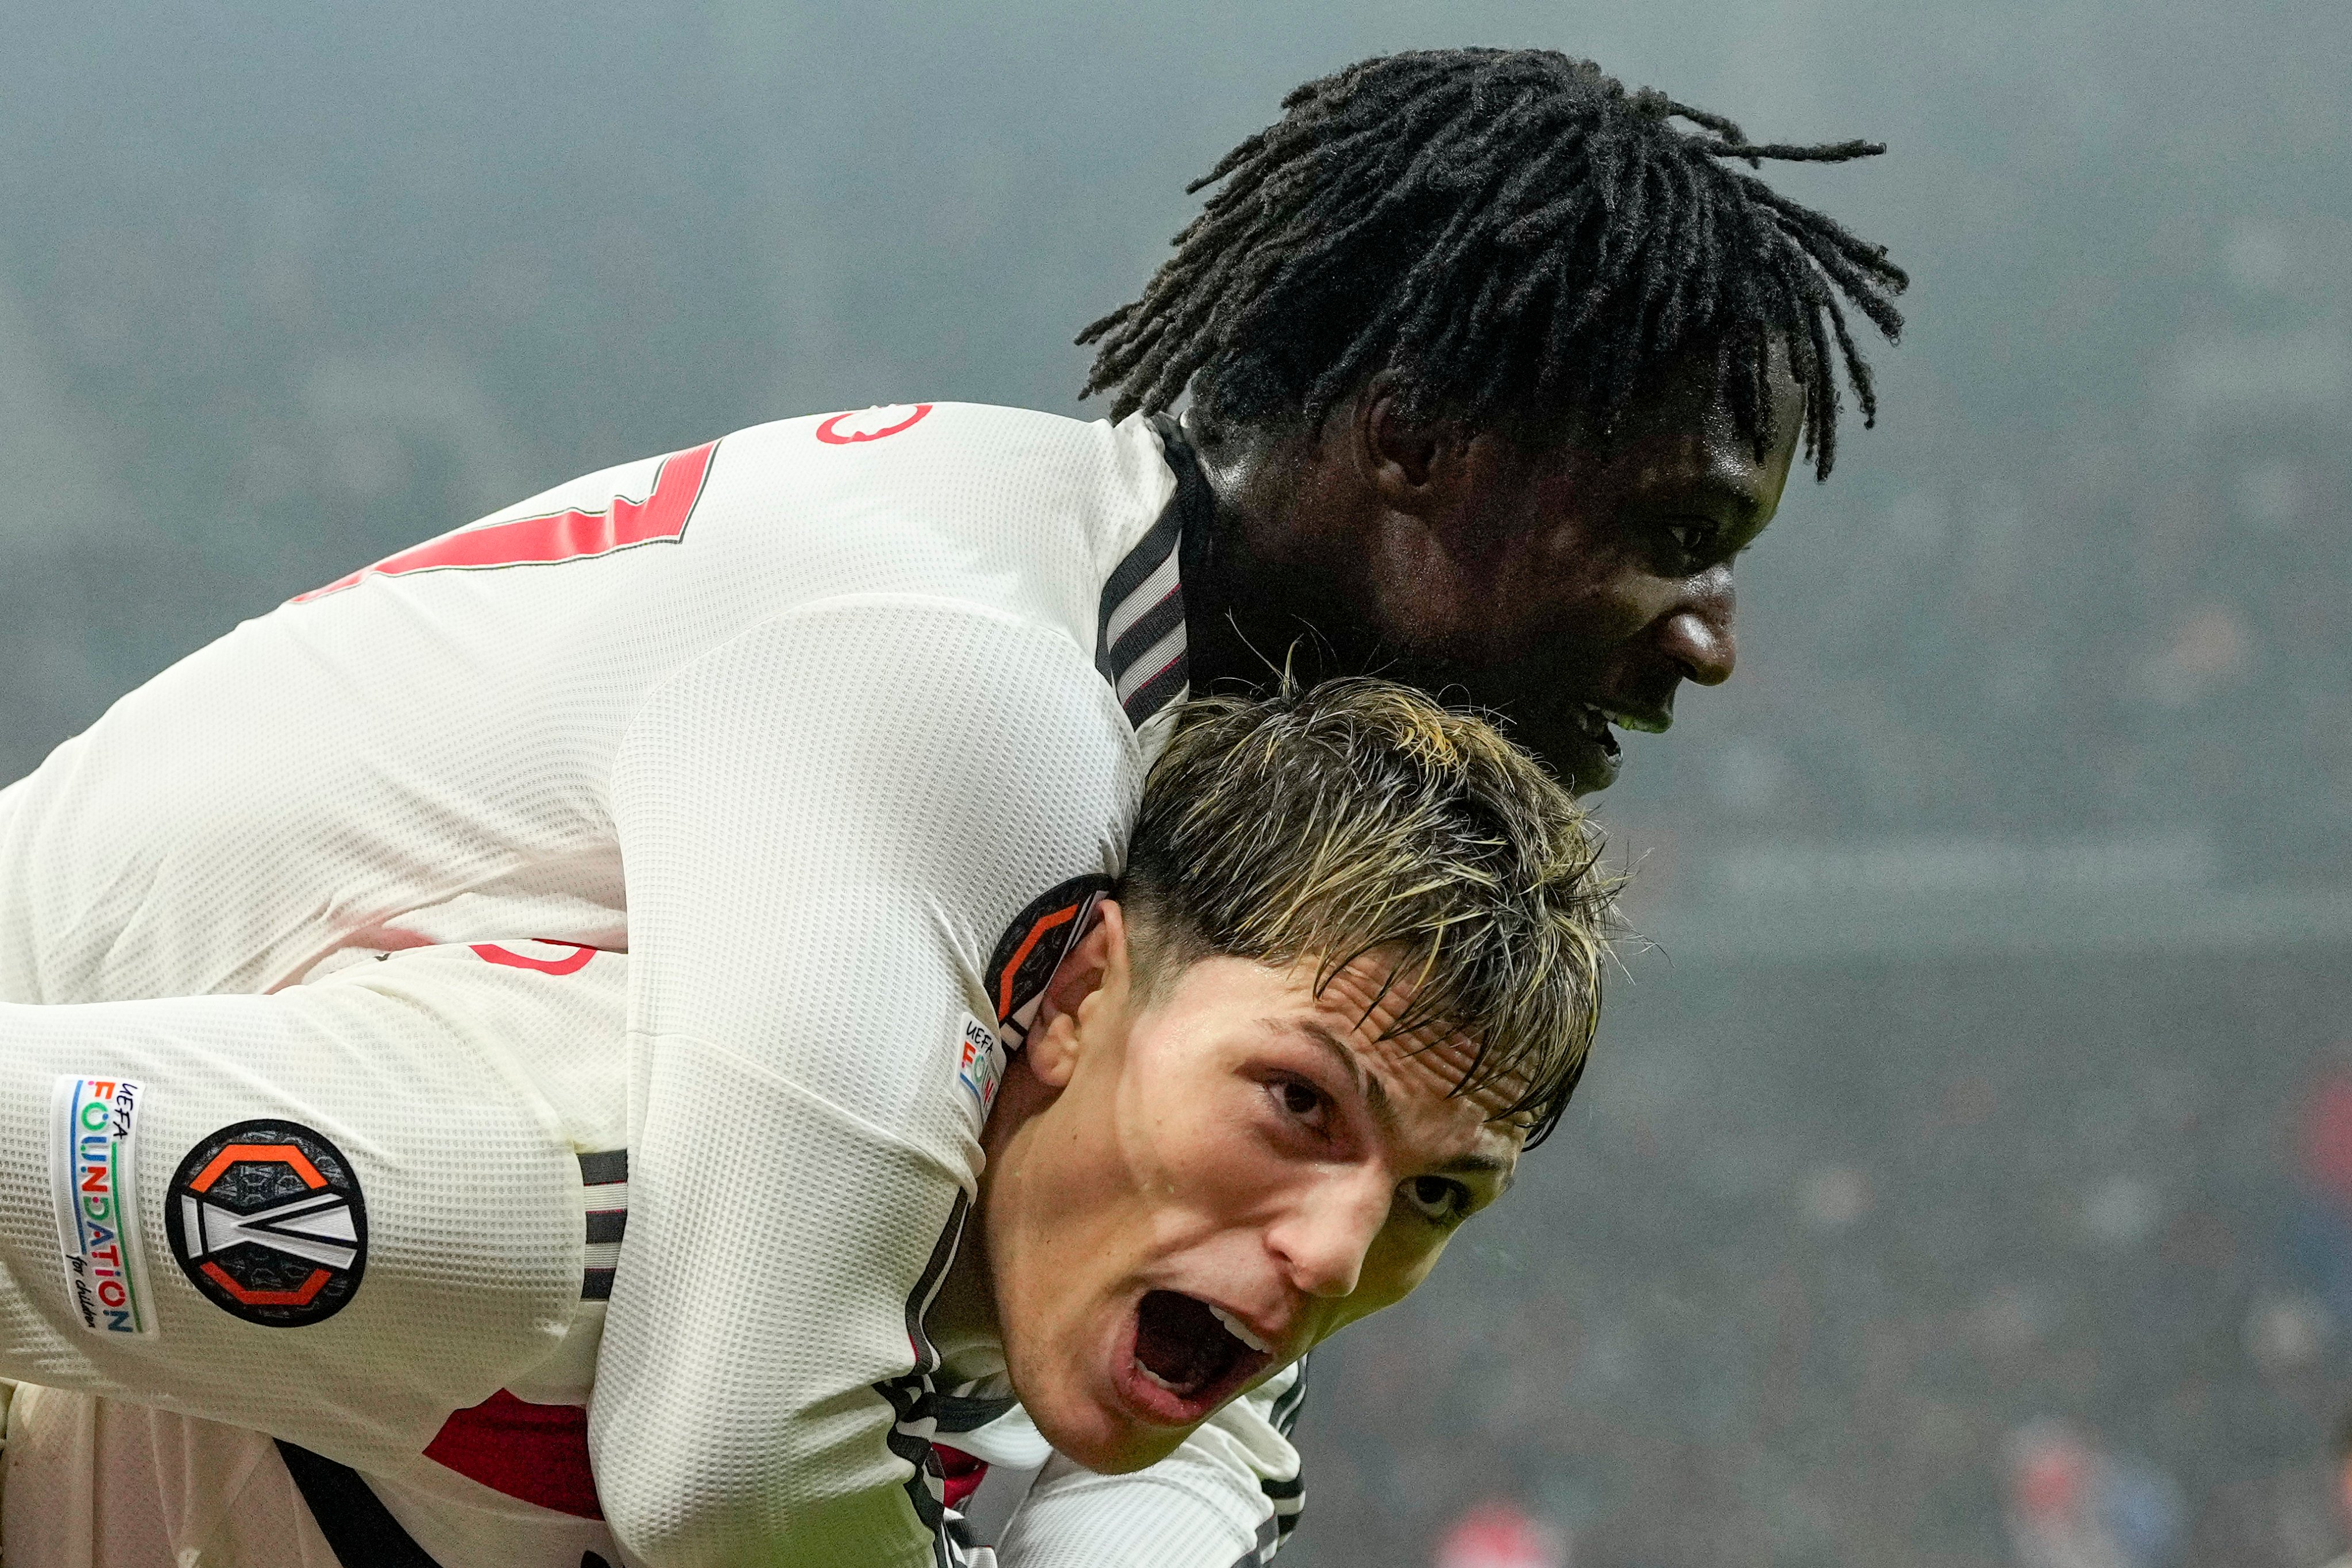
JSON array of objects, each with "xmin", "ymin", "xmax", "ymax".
[
  {"xmin": 933, "ymin": 903, "xmax": 1523, "ymax": 1475},
  {"xmin": 1185, "ymin": 345, "xmax": 1808, "ymax": 794}
]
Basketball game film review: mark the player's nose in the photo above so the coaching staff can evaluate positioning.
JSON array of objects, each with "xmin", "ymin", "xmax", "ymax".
[
  {"xmin": 1654, "ymin": 567, "xmax": 1737, "ymax": 687},
  {"xmin": 1264, "ymin": 1173, "xmax": 1389, "ymax": 1299}
]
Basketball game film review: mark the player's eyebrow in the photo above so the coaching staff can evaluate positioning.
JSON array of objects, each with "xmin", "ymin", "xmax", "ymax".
[
  {"xmin": 1697, "ymin": 473, "xmax": 1767, "ymax": 520},
  {"xmin": 1636, "ymin": 466, "xmax": 1767, "ymax": 527},
  {"xmin": 1270, "ymin": 1020, "xmax": 1516, "ymax": 1191},
  {"xmin": 1275, "ymin": 1018, "xmax": 1393, "ymax": 1129},
  {"xmin": 1432, "ymin": 1151, "xmax": 1517, "ymax": 1194}
]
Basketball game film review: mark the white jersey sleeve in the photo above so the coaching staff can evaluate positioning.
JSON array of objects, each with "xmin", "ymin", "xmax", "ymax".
[
  {"xmin": 594, "ymin": 595, "xmax": 1143, "ymax": 1568},
  {"xmin": 997, "ymin": 1366, "xmax": 1306, "ymax": 1568},
  {"xmin": 0, "ymin": 946, "xmax": 620, "ymax": 1469}
]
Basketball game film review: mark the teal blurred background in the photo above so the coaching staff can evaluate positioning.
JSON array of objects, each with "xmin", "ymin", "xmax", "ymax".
[{"xmin": 5, "ymin": 4, "xmax": 2350, "ymax": 1562}]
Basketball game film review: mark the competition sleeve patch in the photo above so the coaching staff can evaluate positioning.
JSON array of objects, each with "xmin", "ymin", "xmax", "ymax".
[
  {"xmin": 164, "ymin": 1119, "xmax": 367, "ymax": 1328},
  {"xmin": 48, "ymin": 1076, "xmax": 160, "ymax": 1338},
  {"xmin": 985, "ymin": 874, "xmax": 1114, "ymax": 1048}
]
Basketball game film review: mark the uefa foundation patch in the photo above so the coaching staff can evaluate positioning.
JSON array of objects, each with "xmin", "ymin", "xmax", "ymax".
[
  {"xmin": 49, "ymin": 1077, "xmax": 160, "ymax": 1338},
  {"xmin": 164, "ymin": 1119, "xmax": 368, "ymax": 1327},
  {"xmin": 953, "ymin": 1012, "xmax": 1006, "ymax": 1135}
]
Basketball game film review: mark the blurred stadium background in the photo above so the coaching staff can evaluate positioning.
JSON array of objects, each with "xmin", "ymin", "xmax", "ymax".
[{"xmin": 4, "ymin": 3, "xmax": 2349, "ymax": 1563}]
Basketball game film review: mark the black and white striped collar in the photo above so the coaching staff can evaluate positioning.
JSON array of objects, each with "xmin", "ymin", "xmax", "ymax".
[{"xmin": 1095, "ymin": 414, "xmax": 1211, "ymax": 731}]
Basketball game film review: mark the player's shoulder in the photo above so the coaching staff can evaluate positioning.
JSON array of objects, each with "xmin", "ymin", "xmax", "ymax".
[
  {"xmin": 722, "ymin": 398, "xmax": 1131, "ymax": 452},
  {"xmin": 692, "ymin": 400, "xmax": 1183, "ymax": 637},
  {"xmin": 709, "ymin": 400, "xmax": 1171, "ymax": 513},
  {"xmin": 349, "ymin": 401, "xmax": 1181, "ymax": 698},
  {"xmin": 449, "ymin": 400, "xmax": 1167, "ymax": 537}
]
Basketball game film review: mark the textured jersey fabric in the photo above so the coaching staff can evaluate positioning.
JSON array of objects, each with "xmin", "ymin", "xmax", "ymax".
[
  {"xmin": 0, "ymin": 944, "xmax": 628, "ymax": 1568},
  {"xmin": 0, "ymin": 403, "xmax": 1301, "ymax": 1568},
  {"xmin": 2, "ymin": 1384, "xmax": 345, "ymax": 1568},
  {"xmin": 996, "ymin": 1362, "xmax": 1307, "ymax": 1568}
]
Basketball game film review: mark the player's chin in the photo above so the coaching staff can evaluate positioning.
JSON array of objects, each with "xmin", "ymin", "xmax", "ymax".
[
  {"xmin": 1486, "ymin": 699, "xmax": 1620, "ymax": 795},
  {"xmin": 1547, "ymin": 709, "xmax": 1623, "ymax": 795},
  {"xmin": 1034, "ymin": 1397, "xmax": 1189, "ymax": 1476},
  {"xmin": 1017, "ymin": 1368, "xmax": 1183, "ymax": 1474}
]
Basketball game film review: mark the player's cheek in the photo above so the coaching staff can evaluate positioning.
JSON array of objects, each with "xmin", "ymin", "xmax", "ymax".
[
  {"xmin": 1349, "ymin": 1222, "xmax": 1453, "ymax": 1322},
  {"xmin": 1164, "ymin": 1091, "xmax": 1295, "ymax": 1225}
]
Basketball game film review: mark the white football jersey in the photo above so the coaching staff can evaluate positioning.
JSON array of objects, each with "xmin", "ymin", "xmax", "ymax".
[{"xmin": 0, "ymin": 403, "xmax": 1301, "ymax": 1568}]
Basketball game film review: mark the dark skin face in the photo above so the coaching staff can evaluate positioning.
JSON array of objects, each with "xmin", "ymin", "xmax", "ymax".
[{"xmin": 1185, "ymin": 343, "xmax": 1808, "ymax": 794}]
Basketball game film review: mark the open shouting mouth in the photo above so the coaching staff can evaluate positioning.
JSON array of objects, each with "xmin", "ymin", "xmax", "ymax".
[{"xmin": 1113, "ymin": 1289, "xmax": 1277, "ymax": 1426}]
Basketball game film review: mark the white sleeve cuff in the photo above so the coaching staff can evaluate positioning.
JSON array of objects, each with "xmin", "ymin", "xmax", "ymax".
[{"xmin": 994, "ymin": 1460, "xmax": 1273, "ymax": 1568}]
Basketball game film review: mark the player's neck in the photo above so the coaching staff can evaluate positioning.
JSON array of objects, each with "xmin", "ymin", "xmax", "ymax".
[
  {"xmin": 928, "ymin": 1201, "xmax": 1002, "ymax": 1370},
  {"xmin": 928, "ymin": 1055, "xmax": 1059, "ymax": 1367},
  {"xmin": 1187, "ymin": 416, "xmax": 1382, "ymax": 694},
  {"xmin": 1177, "ymin": 469, "xmax": 1266, "ymax": 695}
]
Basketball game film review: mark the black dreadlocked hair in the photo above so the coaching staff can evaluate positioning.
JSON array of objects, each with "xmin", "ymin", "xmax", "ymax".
[{"xmin": 1078, "ymin": 49, "xmax": 1907, "ymax": 480}]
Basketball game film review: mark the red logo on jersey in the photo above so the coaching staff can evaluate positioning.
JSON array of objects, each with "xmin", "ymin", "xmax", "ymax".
[
  {"xmin": 471, "ymin": 941, "xmax": 599, "ymax": 977},
  {"xmin": 293, "ymin": 440, "xmax": 720, "ymax": 603},
  {"xmin": 815, "ymin": 404, "xmax": 933, "ymax": 445}
]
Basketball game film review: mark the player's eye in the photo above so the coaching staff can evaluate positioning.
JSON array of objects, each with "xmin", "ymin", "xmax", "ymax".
[
  {"xmin": 1401, "ymin": 1175, "xmax": 1472, "ymax": 1226},
  {"xmin": 1663, "ymin": 519, "xmax": 1718, "ymax": 561},
  {"xmin": 1274, "ymin": 1077, "xmax": 1323, "ymax": 1119}
]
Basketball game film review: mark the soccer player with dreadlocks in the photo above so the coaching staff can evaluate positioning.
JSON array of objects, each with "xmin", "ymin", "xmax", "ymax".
[
  {"xmin": 1085, "ymin": 49, "xmax": 1902, "ymax": 794},
  {"xmin": 0, "ymin": 49, "xmax": 1901, "ymax": 1568}
]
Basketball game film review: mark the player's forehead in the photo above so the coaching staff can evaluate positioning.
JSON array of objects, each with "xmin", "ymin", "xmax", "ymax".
[{"xmin": 1295, "ymin": 955, "xmax": 1534, "ymax": 1132}]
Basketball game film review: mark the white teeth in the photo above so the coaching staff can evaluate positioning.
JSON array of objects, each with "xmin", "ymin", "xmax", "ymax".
[
  {"xmin": 1210, "ymin": 1305, "xmax": 1272, "ymax": 1353},
  {"xmin": 1137, "ymin": 1362, "xmax": 1181, "ymax": 1392}
]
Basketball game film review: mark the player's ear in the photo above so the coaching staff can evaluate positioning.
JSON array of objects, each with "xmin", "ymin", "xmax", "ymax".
[
  {"xmin": 1027, "ymin": 899, "xmax": 1128, "ymax": 1090},
  {"xmin": 1357, "ymin": 372, "xmax": 1477, "ymax": 511}
]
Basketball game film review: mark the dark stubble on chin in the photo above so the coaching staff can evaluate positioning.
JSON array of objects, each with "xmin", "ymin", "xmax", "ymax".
[
  {"xmin": 1228, "ymin": 634, "xmax": 1609, "ymax": 789},
  {"xmin": 1388, "ymin": 650, "xmax": 1611, "ymax": 787}
]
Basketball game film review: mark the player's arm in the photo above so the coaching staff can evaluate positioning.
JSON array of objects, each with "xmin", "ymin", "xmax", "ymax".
[
  {"xmin": 594, "ymin": 595, "xmax": 1137, "ymax": 1568},
  {"xmin": 997, "ymin": 1362, "xmax": 1307, "ymax": 1568},
  {"xmin": 0, "ymin": 946, "xmax": 611, "ymax": 1461}
]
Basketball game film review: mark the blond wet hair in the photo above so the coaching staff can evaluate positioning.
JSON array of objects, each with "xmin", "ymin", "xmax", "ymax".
[{"xmin": 1123, "ymin": 678, "xmax": 1621, "ymax": 1144}]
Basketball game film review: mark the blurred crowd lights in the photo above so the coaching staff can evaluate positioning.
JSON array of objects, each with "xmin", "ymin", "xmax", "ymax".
[
  {"xmin": 2004, "ymin": 1420, "xmax": 2184, "ymax": 1568},
  {"xmin": 1432, "ymin": 1500, "xmax": 1569, "ymax": 1568}
]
